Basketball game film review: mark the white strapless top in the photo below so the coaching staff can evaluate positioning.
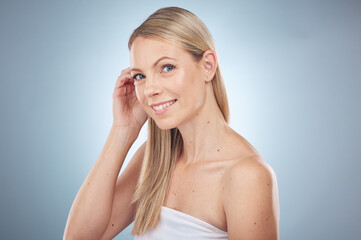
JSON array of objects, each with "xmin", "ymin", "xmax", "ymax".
[{"xmin": 133, "ymin": 206, "xmax": 228, "ymax": 240}]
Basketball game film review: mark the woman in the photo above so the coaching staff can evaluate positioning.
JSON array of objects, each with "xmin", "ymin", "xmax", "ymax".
[{"xmin": 64, "ymin": 6, "xmax": 280, "ymax": 240}]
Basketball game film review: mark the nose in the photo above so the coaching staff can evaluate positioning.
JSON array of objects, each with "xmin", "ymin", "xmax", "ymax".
[{"xmin": 144, "ymin": 75, "xmax": 162, "ymax": 97}]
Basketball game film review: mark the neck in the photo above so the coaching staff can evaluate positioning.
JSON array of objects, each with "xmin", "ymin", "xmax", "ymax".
[{"xmin": 177, "ymin": 88, "xmax": 230, "ymax": 166}]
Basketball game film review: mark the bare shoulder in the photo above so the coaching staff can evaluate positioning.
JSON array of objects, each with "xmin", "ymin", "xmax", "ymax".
[
  {"xmin": 222, "ymin": 127, "xmax": 277, "ymax": 184},
  {"xmin": 221, "ymin": 154, "xmax": 280, "ymax": 239},
  {"xmin": 223, "ymin": 155, "xmax": 277, "ymax": 184}
]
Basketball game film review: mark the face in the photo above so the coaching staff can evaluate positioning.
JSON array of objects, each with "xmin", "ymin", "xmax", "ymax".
[{"xmin": 130, "ymin": 37, "xmax": 207, "ymax": 130}]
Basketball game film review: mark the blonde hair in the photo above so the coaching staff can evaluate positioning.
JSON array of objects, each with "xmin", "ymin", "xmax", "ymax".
[{"xmin": 128, "ymin": 6, "xmax": 229, "ymax": 235}]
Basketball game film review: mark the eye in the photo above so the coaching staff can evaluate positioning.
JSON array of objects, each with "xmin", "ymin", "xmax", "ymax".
[
  {"xmin": 133, "ymin": 74, "xmax": 145, "ymax": 81},
  {"xmin": 162, "ymin": 64, "xmax": 175, "ymax": 73}
]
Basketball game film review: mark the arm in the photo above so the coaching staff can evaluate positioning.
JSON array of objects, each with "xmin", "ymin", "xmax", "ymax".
[
  {"xmin": 100, "ymin": 140, "xmax": 146, "ymax": 239},
  {"xmin": 63, "ymin": 127, "xmax": 143, "ymax": 240},
  {"xmin": 223, "ymin": 157, "xmax": 280, "ymax": 240},
  {"xmin": 64, "ymin": 67, "xmax": 148, "ymax": 239}
]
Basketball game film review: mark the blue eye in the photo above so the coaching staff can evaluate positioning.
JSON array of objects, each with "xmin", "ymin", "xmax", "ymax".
[
  {"xmin": 162, "ymin": 64, "xmax": 175, "ymax": 72},
  {"xmin": 133, "ymin": 74, "xmax": 145, "ymax": 81}
]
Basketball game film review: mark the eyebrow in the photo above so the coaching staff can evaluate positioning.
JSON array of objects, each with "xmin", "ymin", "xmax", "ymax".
[{"xmin": 130, "ymin": 56, "xmax": 176, "ymax": 72}]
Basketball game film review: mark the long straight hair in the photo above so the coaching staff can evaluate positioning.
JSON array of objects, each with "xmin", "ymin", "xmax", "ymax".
[{"xmin": 128, "ymin": 7, "xmax": 230, "ymax": 235}]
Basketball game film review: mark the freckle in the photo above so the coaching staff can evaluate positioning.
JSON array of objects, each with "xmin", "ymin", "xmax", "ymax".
[
  {"xmin": 267, "ymin": 183, "xmax": 270, "ymax": 186},
  {"xmin": 112, "ymin": 224, "xmax": 114, "ymax": 227},
  {"xmin": 266, "ymin": 218, "xmax": 269, "ymax": 221},
  {"xmin": 192, "ymin": 189, "xmax": 195, "ymax": 192},
  {"xmin": 207, "ymin": 121, "xmax": 210, "ymax": 124},
  {"xmin": 107, "ymin": 173, "xmax": 109, "ymax": 176},
  {"xmin": 254, "ymin": 222, "xmax": 256, "ymax": 225},
  {"xmin": 217, "ymin": 149, "xmax": 220, "ymax": 152}
]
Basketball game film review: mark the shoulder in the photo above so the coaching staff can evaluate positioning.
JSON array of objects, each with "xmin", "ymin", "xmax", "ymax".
[
  {"xmin": 221, "ymin": 155, "xmax": 277, "ymax": 204},
  {"xmin": 222, "ymin": 155, "xmax": 276, "ymax": 187},
  {"xmin": 221, "ymin": 155, "xmax": 279, "ymax": 239}
]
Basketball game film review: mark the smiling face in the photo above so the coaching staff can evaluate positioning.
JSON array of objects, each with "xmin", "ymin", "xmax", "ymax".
[{"xmin": 130, "ymin": 37, "xmax": 207, "ymax": 130}]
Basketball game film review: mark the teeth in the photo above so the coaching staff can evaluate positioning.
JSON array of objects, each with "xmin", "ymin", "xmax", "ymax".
[{"xmin": 152, "ymin": 100, "xmax": 176, "ymax": 111}]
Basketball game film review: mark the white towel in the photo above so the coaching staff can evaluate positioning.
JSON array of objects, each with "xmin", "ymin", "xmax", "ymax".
[{"xmin": 133, "ymin": 206, "xmax": 228, "ymax": 240}]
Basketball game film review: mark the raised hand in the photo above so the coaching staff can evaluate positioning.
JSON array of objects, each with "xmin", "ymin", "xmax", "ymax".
[{"xmin": 112, "ymin": 67, "xmax": 148, "ymax": 132}]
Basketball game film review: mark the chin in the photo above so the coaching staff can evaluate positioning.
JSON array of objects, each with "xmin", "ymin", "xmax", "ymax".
[{"xmin": 153, "ymin": 118, "xmax": 179, "ymax": 130}]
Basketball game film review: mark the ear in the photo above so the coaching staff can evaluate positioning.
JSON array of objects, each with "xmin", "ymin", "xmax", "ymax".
[{"xmin": 201, "ymin": 50, "xmax": 217, "ymax": 82}]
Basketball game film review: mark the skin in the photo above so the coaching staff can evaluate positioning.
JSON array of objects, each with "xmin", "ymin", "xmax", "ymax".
[
  {"xmin": 63, "ymin": 36, "xmax": 279, "ymax": 240},
  {"xmin": 129, "ymin": 37, "xmax": 280, "ymax": 239}
]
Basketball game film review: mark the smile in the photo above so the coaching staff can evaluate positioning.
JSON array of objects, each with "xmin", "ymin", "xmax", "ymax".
[{"xmin": 150, "ymin": 99, "xmax": 177, "ymax": 114}]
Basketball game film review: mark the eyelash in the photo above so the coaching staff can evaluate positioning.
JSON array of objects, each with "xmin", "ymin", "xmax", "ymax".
[
  {"xmin": 162, "ymin": 64, "xmax": 175, "ymax": 72},
  {"xmin": 132, "ymin": 64, "xmax": 176, "ymax": 81}
]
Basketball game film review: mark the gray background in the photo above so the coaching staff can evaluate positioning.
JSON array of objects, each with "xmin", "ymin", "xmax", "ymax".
[{"xmin": 1, "ymin": 0, "xmax": 360, "ymax": 239}]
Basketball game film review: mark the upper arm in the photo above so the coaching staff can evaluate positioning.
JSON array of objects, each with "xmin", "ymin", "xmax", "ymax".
[
  {"xmin": 223, "ymin": 157, "xmax": 280, "ymax": 240},
  {"xmin": 100, "ymin": 141, "xmax": 147, "ymax": 240}
]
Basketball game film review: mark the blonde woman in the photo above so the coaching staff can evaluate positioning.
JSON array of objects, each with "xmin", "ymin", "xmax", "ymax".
[{"xmin": 64, "ymin": 6, "xmax": 280, "ymax": 240}]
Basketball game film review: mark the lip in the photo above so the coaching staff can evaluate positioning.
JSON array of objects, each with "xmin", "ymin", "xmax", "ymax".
[
  {"xmin": 149, "ymin": 99, "xmax": 177, "ymax": 115},
  {"xmin": 149, "ymin": 99, "xmax": 177, "ymax": 107}
]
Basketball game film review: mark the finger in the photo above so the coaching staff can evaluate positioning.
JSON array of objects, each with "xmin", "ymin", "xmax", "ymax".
[
  {"xmin": 121, "ymin": 67, "xmax": 133, "ymax": 84},
  {"xmin": 114, "ymin": 67, "xmax": 131, "ymax": 88},
  {"xmin": 112, "ymin": 86, "xmax": 127, "ymax": 98},
  {"xmin": 127, "ymin": 76, "xmax": 135, "ymax": 85},
  {"xmin": 125, "ymin": 82, "xmax": 135, "ymax": 95},
  {"xmin": 121, "ymin": 67, "xmax": 130, "ymax": 75},
  {"xmin": 115, "ymin": 73, "xmax": 132, "ymax": 89}
]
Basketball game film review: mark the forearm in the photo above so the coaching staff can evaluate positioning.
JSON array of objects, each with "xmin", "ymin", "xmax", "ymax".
[{"xmin": 64, "ymin": 126, "xmax": 138, "ymax": 239}]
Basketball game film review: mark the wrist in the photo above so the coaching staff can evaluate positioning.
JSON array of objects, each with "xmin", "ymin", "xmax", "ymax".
[{"xmin": 110, "ymin": 125, "xmax": 140, "ymax": 142}]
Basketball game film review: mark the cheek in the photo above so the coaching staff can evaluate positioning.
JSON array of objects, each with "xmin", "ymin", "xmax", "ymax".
[
  {"xmin": 175, "ymin": 69, "xmax": 204, "ymax": 101},
  {"xmin": 173, "ymin": 70, "xmax": 190, "ymax": 91}
]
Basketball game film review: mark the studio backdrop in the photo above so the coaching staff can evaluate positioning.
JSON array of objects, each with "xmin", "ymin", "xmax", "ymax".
[{"xmin": 0, "ymin": 0, "xmax": 360, "ymax": 239}]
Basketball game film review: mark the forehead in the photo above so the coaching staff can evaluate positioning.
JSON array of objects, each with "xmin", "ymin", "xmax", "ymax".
[{"xmin": 129, "ymin": 37, "xmax": 188, "ymax": 67}]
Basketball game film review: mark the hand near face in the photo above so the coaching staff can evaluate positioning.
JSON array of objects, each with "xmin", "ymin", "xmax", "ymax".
[{"xmin": 112, "ymin": 67, "xmax": 148, "ymax": 131}]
